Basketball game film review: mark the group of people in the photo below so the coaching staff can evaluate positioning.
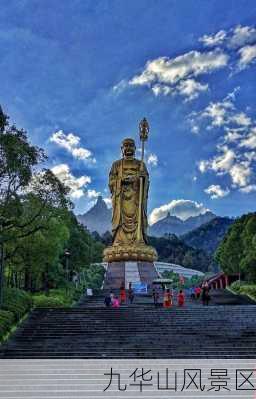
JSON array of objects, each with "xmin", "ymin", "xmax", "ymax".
[
  {"xmin": 190, "ymin": 283, "xmax": 211, "ymax": 305},
  {"xmin": 104, "ymin": 281, "xmax": 211, "ymax": 308},
  {"xmin": 104, "ymin": 282, "xmax": 134, "ymax": 308},
  {"xmin": 153, "ymin": 288, "xmax": 185, "ymax": 308}
]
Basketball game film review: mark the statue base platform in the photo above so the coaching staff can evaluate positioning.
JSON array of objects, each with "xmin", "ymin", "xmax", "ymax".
[
  {"xmin": 103, "ymin": 261, "xmax": 159, "ymax": 289},
  {"xmin": 103, "ymin": 243, "xmax": 157, "ymax": 263}
]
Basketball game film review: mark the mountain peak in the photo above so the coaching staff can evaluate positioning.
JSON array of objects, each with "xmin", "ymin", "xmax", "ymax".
[
  {"xmin": 149, "ymin": 211, "xmax": 216, "ymax": 237},
  {"xmin": 95, "ymin": 195, "xmax": 107, "ymax": 209},
  {"xmin": 77, "ymin": 195, "xmax": 111, "ymax": 234}
]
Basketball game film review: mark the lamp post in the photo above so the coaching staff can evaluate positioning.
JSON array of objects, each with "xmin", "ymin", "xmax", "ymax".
[
  {"xmin": 0, "ymin": 218, "xmax": 5, "ymax": 308},
  {"xmin": 0, "ymin": 240, "xmax": 4, "ymax": 308},
  {"xmin": 64, "ymin": 249, "xmax": 70, "ymax": 292}
]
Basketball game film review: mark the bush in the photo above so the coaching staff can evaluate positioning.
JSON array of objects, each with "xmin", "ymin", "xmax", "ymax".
[
  {"xmin": 230, "ymin": 280, "xmax": 242, "ymax": 292},
  {"xmin": 240, "ymin": 285, "xmax": 256, "ymax": 299},
  {"xmin": 231, "ymin": 282, "xmax": 256, "ymax": 299},
  {"xmin": 0, "ymin": 310, "xmax": 15, "ymax": 339},
  {"xmin": 33, "ymin": 294, "xmax": 65, "ymax": 308},
  {"xmin": 3, "ymin": 288, "xmax": 32, "ymax": 320}
]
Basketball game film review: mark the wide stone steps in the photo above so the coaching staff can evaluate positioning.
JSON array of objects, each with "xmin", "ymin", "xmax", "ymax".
[{"xmin": 1, "ymin": 304, "xmax": 256, "ymax": 358}]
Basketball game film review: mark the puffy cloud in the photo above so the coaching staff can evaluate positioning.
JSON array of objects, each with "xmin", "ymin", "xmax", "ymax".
[
  {"xmin": 199, "ymin": 146, "xmax": 235, "ymax": 175},
  {"xmin": 50, "ymin": 130, "xmax": 96, "ymax": 162},
  {"xmin": 103, "ymin": 197, "xmax": 112, "ymax": 208},
  {"xmin": 199, "ymin": 147, "xmax": 252, "ymax": 188},
  {"xmin": 230, "ymin": 162, "xmax": 251, "ymax": 187},
  {"xmin": 199, "ymin": 25, "xmax": 256, "ymax": 71},
  {"xmin": 147, "ymin": 153, "xmax": 158, "ymax": 166},
  {"xmin": 176, "ymin": 79, "xmax": 208, "ymax": 101},
  {"xmin": 240, "ymin": 184, "xmax": 256, "ymax": 193},
  {"xmin": 87, "ymin": 189, "xmax": 100, "ymax": 199},
  {"xmin": 149, "ymin": 199, "xmax": 210, "ymax": 225},
  {"xmin": 130, "ymin": 50, "xmax": 228, "ymax": 86},
  {"xmin": 223, "ymin": 128, "xmax": 244, "ymax": 143},
  {"xmin": 229, "ymin": 25, "xmax": 256, "ymax": 48},
  {"xmin": 152, "ymin": 79, "xmax": 208, "ymax": 100},
  {"xmin": 191, "ymin": 124, "xmax": 199, "ymax": 134},
  {"xmin": 200, "ymin": 98, "xmax": 234, "ymax": 127},
  {"xmin": 239, "ymin": 127, "xmax": 256, "ymax": 149},
  {"xmin": 199, "ymin": 30, "xmax": 227, "ymax": 47},
  {"xmin": 238, "ymin": 44, "xmax": 256, "ymax": 68},
  {"xmin": 129, "ymin": 49, "xmax": 228, "ymax": 101},
  {"xmin": 192, "ymin": 90, "xmax": 253, "ymax": 132},
  {"xmin": 204, "ymin": 184, "xmax": 230, "ymax": 199},
  {"xmin": 51, "ymin": 164, "xmax": 91, "ymax": 199},
  {"xmin": 199, "ymin": 25, "xmax": 256, "ymax": 49},
  {"xmin": 230, "ymin": 112, "xmax": 251, "ymax": 126}
]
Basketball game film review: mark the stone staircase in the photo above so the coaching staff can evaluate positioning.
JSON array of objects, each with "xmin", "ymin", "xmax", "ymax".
[{"xmin": 1, "ymin": 289, "xmax": 256, "ymax": 359}]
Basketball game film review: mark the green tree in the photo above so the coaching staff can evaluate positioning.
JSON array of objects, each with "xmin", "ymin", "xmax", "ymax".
[{"xmin": 215, "ymin": 213, "xmax": 256, "ymax": 282}]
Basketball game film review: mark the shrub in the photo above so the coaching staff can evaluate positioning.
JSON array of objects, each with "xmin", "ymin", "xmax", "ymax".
[
  {"xmin": 33, "ymin": 295, "xmax": 65, "ymax": 308},
  {"xmin": 230, "ymin": 280, "xmax": 242, "ymax": 292},
  {"xmin": 240, "ymin": 285, "xmax": 256, "ymax": 298},
  {"xmin": 0, "ymin": 310, "xmax": 15, "ymax": 339},
  {"xmin": 3, "ymin": 288, "xmax": 32, "ymax": 320}
]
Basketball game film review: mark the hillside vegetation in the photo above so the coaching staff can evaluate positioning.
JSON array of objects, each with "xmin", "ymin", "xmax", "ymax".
[
  {"xmin": 148, "ymin": 235, "xmax": 213, "ymax": 272},
  {"xmin": 216, "ymin": 212, "xmax": 256, "ymax": 282},
  {"xmin": 182, "ymin": 217, "xmax": 234, "ymax": 254}
]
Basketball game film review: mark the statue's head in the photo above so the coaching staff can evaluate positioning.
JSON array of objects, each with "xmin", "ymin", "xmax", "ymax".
[{"xmin": 121, "ymin": 138, "xmax": 136, "ymax": 159}]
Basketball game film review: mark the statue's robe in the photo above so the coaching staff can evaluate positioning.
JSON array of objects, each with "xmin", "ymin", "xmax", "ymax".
[{"xmin": 109, "ymin": 158, "xmax": 149, "ymax": 246}]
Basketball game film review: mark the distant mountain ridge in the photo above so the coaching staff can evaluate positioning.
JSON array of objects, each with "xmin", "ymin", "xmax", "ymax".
[
  {"xmin": 149, "ymin": 211, "xmax": 216, "ymax": 237},
  {"xmin": 182, "ymin": 216, "xmax": 234, "ymax": 254},
  {"xmin": 77, "ymin": 198, "xmax": 220, "ymax": 239},
  {"xmin": 77, "ymin": 196, "xmax": 112, "ymax": 234}
]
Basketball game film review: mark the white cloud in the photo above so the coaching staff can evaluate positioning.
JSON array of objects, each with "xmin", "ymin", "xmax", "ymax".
[
  {"xmin": 193, "ymin": 90, "xmax": 253, "ymax": 132},
  {"xmin": 112, "ymin": 79, "xmax": 128, "ymax": 93},
  {"xmin": 230, "ymin": 112, "xmax": 251, "ymax": 126},
  {"xmin": 238, "ymin": 44, "xmax": 256, "ymax": 68},
  {"xmin": 223, "ymin": 128, "xmax": 244, "ymax": 143},
  {"xmin": 199, "ymin": 146, "xmax": 236, "ymax": 175},
  {"xmin": 199, "ymin": 25, "xmax": 256, "ymax": 49},
  {"xmin": 201, "ymin": 98, "xmax": 234, "ymax": 127},
  {"xmin": 199, "ymin": 147, "xmax": 252, "ymax": 189},
  {"xmin": 50, "ymin": 130, "xmax": 96, "ymax": 162},
  {"xmin": 229, "ymin": 25, "xmax": 256, "ymax": 48},
  {"xmin": 152, "ymin": 84, "xmax": 172, "ymax": 96},
  {"xmin": 176, "ymin": 79, "xmax": 208, "ymax": 101},
  {"xmin": 51, "ymin": 164, "xmax": 91, "ymax": 199},
  {"xmin": 240, "ymin": 184, "xmax": 256, "ymax": 193},
  {"xmin": 204, "ymin": 184, "xmax": 230, "ymax": 199},
  {"xmin": 103, "ymin": 197, "xmax": 112, "ymax": 208},
  {"xmin": 149, "ymin": 199, "xmax": 210, "ymax": 225},
  {"xmin": 129, "ymin": 49, "xmax": 228, "ymax": 100},
  {"xmin": 239, "ymin": 127, "xmax": 256, "ymax": 149},
  {"xmin": 191, "ymin": 124, "xmax": 199, "ymax": 134},
  {"xmin": 147, "ymin": 153, "xmax": 158, "ymax": 166},
  {"xmin": 87, "ymin": 189, "xmax": 100, "ymax": 199},
  {"xmin": 230, "ymin": 162, "xmax": 251, "ymax": 187},
  {"xmin": 199, "ymin": 30, "xmax": 227, "ymax": 47}
]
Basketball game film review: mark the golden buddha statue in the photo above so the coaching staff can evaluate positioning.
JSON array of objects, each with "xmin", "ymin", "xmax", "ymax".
[{"xmin": 103, "ymin": 120, "xmax": 157, "ymax": 263}]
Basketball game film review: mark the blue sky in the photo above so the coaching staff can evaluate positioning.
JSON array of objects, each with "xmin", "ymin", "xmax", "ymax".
[{"xmin": 1, "ymin": 0, "xmax": 256, "ymax": 223}]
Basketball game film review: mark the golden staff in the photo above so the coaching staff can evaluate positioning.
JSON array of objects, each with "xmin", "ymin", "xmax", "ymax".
[{"xmin": 137, "ymin": 117, "xmax": 149, "ymax": 242}]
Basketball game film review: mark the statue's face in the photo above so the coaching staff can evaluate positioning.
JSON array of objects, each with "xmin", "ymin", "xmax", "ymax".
[{"xmin": 122, "ymin": 141, "xmax": 135, "ymax": 158}]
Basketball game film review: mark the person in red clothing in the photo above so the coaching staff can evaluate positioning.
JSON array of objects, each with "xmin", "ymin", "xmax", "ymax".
[
  {"xmin": 195, "ymin": 286, "xmax": 201, "ymax": 299},
  {"xmin": 177, "ymin": 289, "xmax": 185, "ymax": 307},
  {"xmin": 163, "ymin": 288, "xmax": 172, "ymax": 308},
  {"xmin": 120, "ymin": 282, "xmax": 126, "ymax": 304}
]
